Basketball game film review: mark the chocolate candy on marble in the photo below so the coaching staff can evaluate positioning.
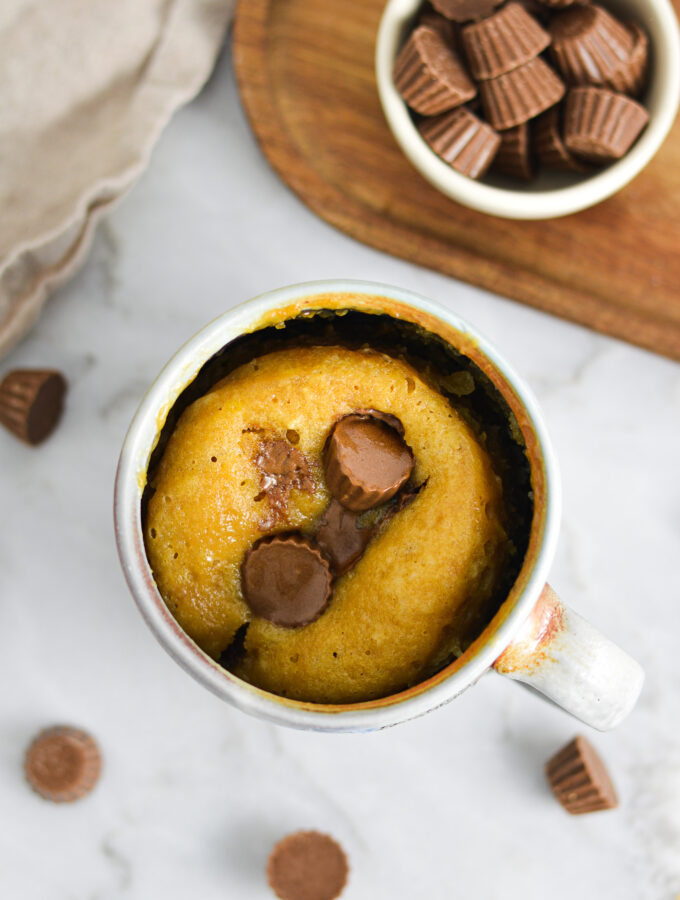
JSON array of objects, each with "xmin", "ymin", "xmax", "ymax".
[
  {"xmin": 545, "ymin": 735, "xmax": 618, "ymax": 814},
  {"xmin": 267, "ymin": 831, "xmax": 349, "ymax": 900},
  {"xmin": 24, "ymin": 726, "xmax": 101, "ymax": 802},
  {"xmin": 0, "ymin": 369, "xmax": 66, "ymax": 445}
]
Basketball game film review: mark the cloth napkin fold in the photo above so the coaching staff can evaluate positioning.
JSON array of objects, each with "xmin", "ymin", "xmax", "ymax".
[{"xmin": 0, "ymin": 0, "xmax": 234, "ymax": 359}]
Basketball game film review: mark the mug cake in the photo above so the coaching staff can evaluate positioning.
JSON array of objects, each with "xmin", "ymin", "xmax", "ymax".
[{"xmin": 143, "ymin": 309, "xmax": 532, "ymax": 704}]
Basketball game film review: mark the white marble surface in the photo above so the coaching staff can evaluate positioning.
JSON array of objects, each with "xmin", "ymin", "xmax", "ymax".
[{"xmin": 2, "ymin": 42, "xmax": 680, "ymax": 900}]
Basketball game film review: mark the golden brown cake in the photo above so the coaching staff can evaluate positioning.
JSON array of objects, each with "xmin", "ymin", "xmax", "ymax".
[{"xmin": 144, "ymin": 345, "xmax": 508, "ymax": 704}]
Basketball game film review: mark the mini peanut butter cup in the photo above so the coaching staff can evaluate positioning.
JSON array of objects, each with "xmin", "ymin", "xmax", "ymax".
[
  {"xmin": 324, "ymin": 413, "xmax": 414, "ymax": 512},
  {"xmin": 431, "ymin": 0, "xmax": 501, "ymax": 23},
  {"xmin": 545, "ymin": 735, "xmax": 618, "ymax": 814},
  {"xmin": 492, "ymin": 122, "xmax": 535, "ymax": 180},
  {"xmin": 462, "ymin": 3, "xmax": 550, "ymax": 80},
  {"xmin": 418, "ymin": 8, "xmax": 458, "ymax": 45},
  {"xmin": 549, "ymin": 5, "xmax": 635, "ymax": 87},
  {"xmin": 605, "ymin": 22, "xmax": 649, "ymax": 96},
  {"xmin": 393, "ymin": 25, "xmax": 476, "ymax": 115},
  {"xmin": 419, "ymin": 106, "xmax": 501, "ymax": 178},
  {"xmin": 267, "ymin": 831, "xmax": 349, "ymax": 900},
  {"xmin": 534, "ymin": 105, "xmax": 590, "ymax": 171},
  {"xmin": 536, "ymin": 0, "xmax": 578, "ymax": 8},
  {"xmin": 513, "ymin": 0, "xmax": 552, "ymax": 25},
  {"xmin": 564, "ymin": 86, "xmax": 649, "ymax": 162},
  {"xmin": 25, "ymin": 726, "xmax": 101, "ymax": 802},
  {"xmin": 479, "ymin": 56, "xmax": 565, "ymax": 130},
  {"xmin": 242, "ymin": 534, "xmax": 332, "ymax": 628},
  {"xmin": 0, "ymin": 369, "xmax": 66, "ymax": 445}
]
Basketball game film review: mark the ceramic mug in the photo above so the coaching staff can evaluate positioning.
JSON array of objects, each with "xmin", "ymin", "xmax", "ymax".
[{"xmin": 114, "ymin": 280, "xmax": 643, "ymax": 733}]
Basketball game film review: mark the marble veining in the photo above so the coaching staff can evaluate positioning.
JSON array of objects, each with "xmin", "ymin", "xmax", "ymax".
[
  {"xmin": 629, "ymin": 749, "xmax": 680, "ymax": 894},
  {"xmin": 1, "ymin": 44, "xmax": 679, "ymax": 899}
]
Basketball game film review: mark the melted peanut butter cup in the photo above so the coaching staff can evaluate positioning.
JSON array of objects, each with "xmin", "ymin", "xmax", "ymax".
[
  {"xmin": 324, "ymin": 413, "xmax": 414, "ymax": 512},
  {"xmin": 242, "ymin": 534, "xmax": 332, "ymax": 627},
  {"xmin": 316, "ymin": 499, "xmax": 375, "ymax": 576},
  {"xmin": 393, "ymin": 25, "xmax": 476, "ymax": 115}
]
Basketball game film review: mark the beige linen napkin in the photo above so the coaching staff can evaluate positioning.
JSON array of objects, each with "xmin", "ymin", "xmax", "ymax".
[{"xmin": 0, "ymin": 0, "xmax": 234, "ymax": 358}]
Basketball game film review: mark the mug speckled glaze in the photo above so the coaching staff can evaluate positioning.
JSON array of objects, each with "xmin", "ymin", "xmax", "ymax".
[{"xmin": 114, "ymin": 280, "xmax": 644, "ymax": 732}]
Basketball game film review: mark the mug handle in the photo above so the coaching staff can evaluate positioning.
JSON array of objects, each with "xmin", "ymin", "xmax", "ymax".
[{"xmin": 492, "ymin": 584, "xmax": 644, "ymax": 730}]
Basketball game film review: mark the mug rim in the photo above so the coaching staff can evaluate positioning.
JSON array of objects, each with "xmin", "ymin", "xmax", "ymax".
[{"xmin": 114, "ymin": 279, "xmax": 561, "ymax": 732}]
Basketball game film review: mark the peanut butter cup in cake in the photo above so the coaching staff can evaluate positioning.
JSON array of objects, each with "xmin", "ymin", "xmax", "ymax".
[{"xmin": 144, "ymin": 310, "xmax": 532, "ymax": 705}]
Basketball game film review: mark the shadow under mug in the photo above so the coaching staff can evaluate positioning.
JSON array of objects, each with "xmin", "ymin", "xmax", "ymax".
[{"xmin": 114, "ymin": 279, "xmax": 643, "ymax": 733}]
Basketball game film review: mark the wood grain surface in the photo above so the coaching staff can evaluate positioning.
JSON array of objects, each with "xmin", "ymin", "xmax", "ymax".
[{"xmin": 232, "ymin": 0, "xmax": 680, "ymax": 361}]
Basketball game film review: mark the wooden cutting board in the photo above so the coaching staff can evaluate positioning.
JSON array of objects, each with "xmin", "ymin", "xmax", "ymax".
[{"xmin": 232, "ymin": 0, "xmax": 680, "ymax": 362}]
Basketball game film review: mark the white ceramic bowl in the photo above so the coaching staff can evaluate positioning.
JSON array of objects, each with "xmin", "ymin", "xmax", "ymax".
[{"xmin": 376, "ymin": 0, "xmax": 680, "ymax": 219}]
